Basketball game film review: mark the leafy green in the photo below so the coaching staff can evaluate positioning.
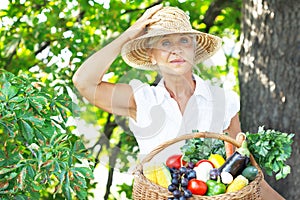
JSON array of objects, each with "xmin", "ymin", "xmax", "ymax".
[
  {"xmin": 181, "ymin": 138, "xmax": 226, "ymax": 163},
  {"xmin": 0, "ymin": 70, "xmax": 95, "ymax": 199},
  {"xmin": 246, "ymin": 126, "xmax": 294, "ymax": 180}
]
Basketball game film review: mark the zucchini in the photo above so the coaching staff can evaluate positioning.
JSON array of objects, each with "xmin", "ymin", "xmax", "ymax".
[{"xmin": 242, "ymin": 166, "xmax": 258, "ymax": 181}]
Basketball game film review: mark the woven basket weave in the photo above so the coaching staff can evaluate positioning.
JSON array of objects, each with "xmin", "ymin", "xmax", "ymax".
[{"xmin": 132, "ymin": 132, "xmax": 263, "ymax": 200}]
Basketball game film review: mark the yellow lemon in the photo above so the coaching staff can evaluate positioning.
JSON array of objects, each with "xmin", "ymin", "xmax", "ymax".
[
  {"xmin": 208, "ymin": 154, "xmax": 226, "ymax": 168},
  {"xmin": 156, "ymin": 164, "xmax": 172, "ymax": 188},
  {"xmin": 143, "ymin": 164, "xmax": 171, "ymax": 188},
  {"xmin": 144, "ymin": 165, "xmax": 157, "ymax": 184}
]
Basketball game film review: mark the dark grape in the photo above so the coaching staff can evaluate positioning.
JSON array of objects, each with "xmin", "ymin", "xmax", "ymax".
[
  {"xmin": 183, "ymin": 189, "xmax": 192, "ymax": 198},
  {"xmin": 171, "ymin": 178, "xmax": 179, "ymax": 186},
  {"xmin": 172, "ymin": 173, "xmax": 179, "ymax": 179},
  {"xmin": 179, "ymin": 167, "xmax": 187, "ymax": 174},
  {"xmin": 168, "ymin": 184, "xmax": 177, "ymax": 192},
  {"xmin": 173, "ymin": 189, "xmax": 181, "ymax": 198},
  {"xmin": 209, "ymin": 168, "xmax": 220, "ymax": 180},
  {"xmin": 187, "ymin": 162, "xmax": 195, "ymax": 169},
  {"xmin": 168, "ymin": 165, "xmax": 194, "ymax": 199},
  {"xmin": 181, "ymin": 178, "xmax": 188, "ymax": 187},
  {"xmin": 187, "ymin": 170, "xmax": 196, "ymax": 180}
]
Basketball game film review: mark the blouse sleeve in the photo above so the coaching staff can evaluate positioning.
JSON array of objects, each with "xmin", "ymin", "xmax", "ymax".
[{"xmin": 129, "ymin": 79, "xmax": 156, "ymax": 128}]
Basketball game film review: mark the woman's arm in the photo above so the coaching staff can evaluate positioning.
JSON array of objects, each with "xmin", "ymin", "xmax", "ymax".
[
  {"xmin": 72, "ymin": 4, "xmax": 163, "ymax": 119},
  {"xmin": 223, "ymin": 113, "xmax": 241, "ymax": 139}
]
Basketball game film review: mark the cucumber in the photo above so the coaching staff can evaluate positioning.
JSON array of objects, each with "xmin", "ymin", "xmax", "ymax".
[{"xmin": 242, "ymin": 166, "xmax": 258, "ymax": 181}]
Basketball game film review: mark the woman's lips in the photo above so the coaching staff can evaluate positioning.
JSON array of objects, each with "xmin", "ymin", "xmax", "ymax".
[{"xmin": 170, "ymin": 58, "xmax": 185, "ymax": 63}]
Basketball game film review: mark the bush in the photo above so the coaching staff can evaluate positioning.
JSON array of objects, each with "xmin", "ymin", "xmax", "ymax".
[{"xmin": 0, "ymin": 70, "xmax": 95, "ymax": 199}]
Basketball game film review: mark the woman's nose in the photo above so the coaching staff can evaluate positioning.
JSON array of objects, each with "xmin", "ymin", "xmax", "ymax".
[{"xmin": 170, "ymin": 46, "xmax": 183, "ymax": 54}]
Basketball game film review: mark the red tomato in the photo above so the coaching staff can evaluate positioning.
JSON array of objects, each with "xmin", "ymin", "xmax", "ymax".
[
  {"xmin": 187, "ymin": 179, "xmax": 207, "ymax": 195},
  {"xmin": 166, "ymin": 154, "xmax": 186, "ymax": 169}
]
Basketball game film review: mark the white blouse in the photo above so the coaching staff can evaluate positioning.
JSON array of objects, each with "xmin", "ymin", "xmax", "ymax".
[{"xmin": 129, "ymin": 74, "xmax": 240, "ymax": 161}]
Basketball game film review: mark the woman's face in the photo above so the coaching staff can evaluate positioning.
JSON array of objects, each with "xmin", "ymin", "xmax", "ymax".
[{"xmin": 149, "ymin": 34, "xmax": 196, "ymax": 75}]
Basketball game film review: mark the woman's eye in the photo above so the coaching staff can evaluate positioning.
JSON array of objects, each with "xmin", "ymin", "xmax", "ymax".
[
  {"xmin": 161, "ymin": 40, "xmax": 171, "ymax": 46},
  {"xmin": 180, "ymin": 37, "xmax": 189, "ymax": 44}
]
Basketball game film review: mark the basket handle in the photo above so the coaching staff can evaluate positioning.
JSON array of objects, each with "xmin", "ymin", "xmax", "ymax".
[{"xmin": 139, "ymin": 132, "xmax": 260, "ymax": 170}]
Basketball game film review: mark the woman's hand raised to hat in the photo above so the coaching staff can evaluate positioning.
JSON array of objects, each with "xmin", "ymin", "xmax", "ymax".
[{"xmin": 122, "ymin": 4, "xmax": 163, "ymax": 41}]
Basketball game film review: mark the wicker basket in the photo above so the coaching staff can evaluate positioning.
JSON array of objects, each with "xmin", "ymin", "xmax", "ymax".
[{"xmin": 132, "ymin": 132, "xmax": 263, "ymax": 200}]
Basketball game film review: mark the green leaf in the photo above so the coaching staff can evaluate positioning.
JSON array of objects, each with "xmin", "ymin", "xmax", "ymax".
[
  {"xmin": 2, "ymin": 82, "xmax": 18, "ymax": 100},
  {"xmin": 73, "ymin": 167, "xmax": 94, "ymax": 179},
  {"xmin": 41, "ymin": 125, "xmax": 56, "ymax": 138},
  {"xmin": 62, "ymin": 172, "xmax": 71, "ymax": 200},
  {"xmin": 9, "ymin": 96, "xmax": 24, "ymax": 103},
  {"xmin": 26, "ymin": 165, "xmax": 35, "ymax": 178},
  {"xmin": 18, "ymin": 119, "xmax": 34, "ymax": 141},
  {"xmin": 29, "ymin": 96, "xmax": 47, "ymax": 112},
  {"xmin": 0, "ymin": 181, "xmax": 9, "ymax": 191},
  {"xmin": 17, "ymin": 167, "xmax": 26, "ymax": 189},
  {"xmin": 0, "ymin": 167, "xmax": 15, "ymax": 175},
  {"xmin": 23, "ymin": 115, "xmax": 45, "ymax": 127},
  {"xmin": 31, "ymin": 182, "xmax": 43, "ymax": 191}
]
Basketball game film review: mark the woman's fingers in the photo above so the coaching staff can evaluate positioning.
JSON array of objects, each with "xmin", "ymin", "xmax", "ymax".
[
  {"xmin": 124, "ymin": 4, "xmax": 162, "ymax": 39},
  {"xmin": 137, "ymin": 4, "xmax": 163, "ymax": 28},
  {"xmin": 141, "ymin": 4, "xmax": 163, "ymax": 19}
]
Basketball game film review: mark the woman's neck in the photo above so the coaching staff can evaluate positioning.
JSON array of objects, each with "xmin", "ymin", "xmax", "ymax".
[{"xmin": 163, "ymin": 72, "xmax": 196, "ymax": 113}]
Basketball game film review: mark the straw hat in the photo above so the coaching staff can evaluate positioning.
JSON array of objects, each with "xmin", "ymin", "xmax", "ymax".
[{"xmin": 121, "ymin": 6, "xmax": 222, "ymax": 70}]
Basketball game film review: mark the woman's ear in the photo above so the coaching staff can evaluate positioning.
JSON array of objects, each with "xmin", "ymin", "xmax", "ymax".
[
  {"xmin": 147, "ymin": 50, "xmax": 157, "ymax": 65},
  {"xmin": 151, "ymin": 59, "xmax": 157, "ymax": 65}
]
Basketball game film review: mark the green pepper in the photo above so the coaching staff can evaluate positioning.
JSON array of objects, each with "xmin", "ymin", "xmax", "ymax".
[{"xmin": 205, "ymin": 178, "xmax": 226, "ymax": 196}]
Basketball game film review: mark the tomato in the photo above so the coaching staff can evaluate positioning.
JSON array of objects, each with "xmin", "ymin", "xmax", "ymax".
[
  {"xmin": 187, "ymin": 179, "xmax": 207, "ymax": 195},
  {"xmin": 166, "ymin": 154, "xmax": 186, "ymax": 169}
]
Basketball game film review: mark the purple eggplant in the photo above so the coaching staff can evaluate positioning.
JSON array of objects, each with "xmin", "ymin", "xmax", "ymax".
[{"xmin": 210, "ymin": 140, "xmax": 250, "ymax": 179}]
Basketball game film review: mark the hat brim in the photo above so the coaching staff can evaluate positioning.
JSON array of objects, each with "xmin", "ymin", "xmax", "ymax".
[{"xmin": 121, "ymin": 30, "xmax": 222, "ymax": 70}]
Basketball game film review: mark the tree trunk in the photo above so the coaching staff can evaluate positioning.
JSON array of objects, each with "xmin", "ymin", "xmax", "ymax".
[{"xmin": 239, "ymin": 0, "xmax": 300, "ymax": 199}]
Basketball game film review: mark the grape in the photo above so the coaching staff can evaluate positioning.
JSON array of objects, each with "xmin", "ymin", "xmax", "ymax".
[
  {"xmin": 187, "ymin": 162, "xmax": 195, "ymax": 169},
  {"xmin": 181, "ymin": 178, "xmax": 188, "ymax": 187},
  {"xmin": 172, "ymin": 173, "xmax": 179, "ymax": 179},
  {"xmin": 168, "ymin": 184, "xmax": 177, "ymax": 192},
  {"xmin": 168, "ymin": 165, "xmax": 194, "ymax": 199},
  {"xmin": 172, "ymin": 178, "xmax": 179, "ymax": 186},
  {"xmin": 173, "ymin": 189, "xmax": 181, "ymax": 198},
  {"xmin": 187, "ymin": 170, "xmax": 196, "ymax": 180},
  {"xmin": 209, "ymin": 168, "xmax": 220, "ymax": 180},
  {"xmin": 179, "ymin": 167, "xmax": 187, "ymax": 174},
  {"xmin": 183, "ymin": 189, "xmax": 192, "ymax": 198}
]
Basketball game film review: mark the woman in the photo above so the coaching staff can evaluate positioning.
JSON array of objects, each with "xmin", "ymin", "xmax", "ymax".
[{"xmin": 73, "ymin": 5, "xmax": 284, "ymax": 200}]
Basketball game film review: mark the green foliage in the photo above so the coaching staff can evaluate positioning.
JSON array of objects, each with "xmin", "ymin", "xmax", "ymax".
[
  {"xmin": 0, "ymin": 70, "xmax": 95, "ymax": 199},
  {"xmin": 115, "ymin": 182, "xmax": 133, "ymax": 200},
  {"xmin": 181, "ymin": 138, "xmax": 226, "ymax": 163},
  {"xmin": 246, "ymin": 127, "xmax": 294, "ymax": 180}
]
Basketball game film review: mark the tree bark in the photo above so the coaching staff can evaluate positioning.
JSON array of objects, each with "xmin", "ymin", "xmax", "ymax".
[{"xmin": 239, "ymin": 0, "xmax": 300, "ymax": 199}]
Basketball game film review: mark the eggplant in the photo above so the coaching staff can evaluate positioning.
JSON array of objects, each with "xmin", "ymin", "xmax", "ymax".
[
  {"xmin": 210, "ymin": 140, "xmax": 250, "ymax": 179},
  {"xmin": 218, "ymin": 151, "xmax": 249, "ymax": 178}
]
